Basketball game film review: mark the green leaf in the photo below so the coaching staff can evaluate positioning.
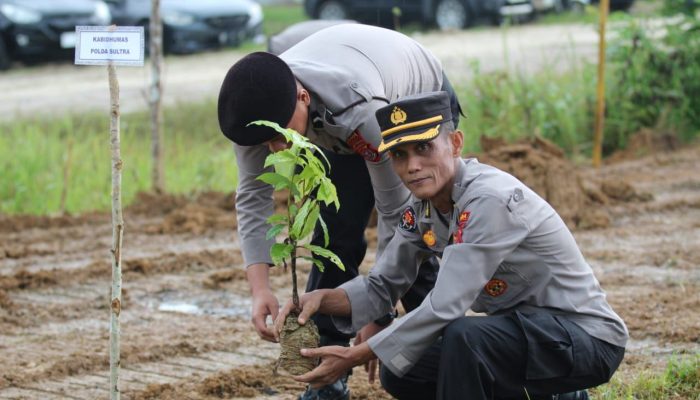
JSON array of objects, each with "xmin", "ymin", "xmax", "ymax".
[
  {"xmin": 299, "ymin": 203, "xmax": 320, "ymax": 240},
  {"xmin": 300, "ymin": 256, "xmax": 325, "ymax": 273},
  {"xmin": 248, "ymin": 120, "xmax": 290, "ymax": 136},
  {"xmin": 270, "ymin": 243, "xmax": 293, "ymax": 265},
  {"xmin": 317, "ymin": 178, "xmax": 339, "ymax": 210},
  {"xmin": 257, "ymin": 172, "xmax": 291, "ymax": 190},
  {"xmin": 318, "ymin": 215, "xmax": 330, "ymax": 247},
  {"xmin": 263, "ymin": 150, "xmax": 297, "ymax": 168},
  {"xmin": 305, "ymin": 150, "xmax": 329, "ymax": 175},
  {"xmin": 265, "ymin": 223, "xmax": 285, "ymax": 240},
  {"xmin": 303, "ymin": 244, "xmax": 345, "ymax": 271},
  {"xmin": 267, "ymin": 214, "xmax": 288, "ymax": 225},
  {"xmin": 291, "ymin": 200, "xmax": 314, "ymax": 239}
]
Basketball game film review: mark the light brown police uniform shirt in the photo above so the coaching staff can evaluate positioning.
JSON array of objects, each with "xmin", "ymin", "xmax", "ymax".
[
  {"xmin": 234, "ymin": 24, "xmax": 444, "ymax": 267},
  {"xmin": 335, "ymin": 158, "xmax": 629, "ymax": 377}
]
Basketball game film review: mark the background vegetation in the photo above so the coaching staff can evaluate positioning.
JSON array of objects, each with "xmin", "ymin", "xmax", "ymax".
[
  {"xmin": 0, "ymin": 100, "xmax": 229, "ymax": 215},
  {"xmin": 2, "ymin": 3, "xmax": 699, "ymax": 215}
]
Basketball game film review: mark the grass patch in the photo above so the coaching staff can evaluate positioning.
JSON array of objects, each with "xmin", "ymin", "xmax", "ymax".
[
  {"xmin": 0, "ymin": 100, "xmax": 236, "ymax": 215},
  {"xmin": 262, "ymin": 4, "xmax": 308, "ymax": 37},
  {"xmin": 457, "ymin": 59, "xmax": 597, "ymax": 157},
  {"xmin": 592, "ymin": 354, "xmax": 700, "ymax": 399}
]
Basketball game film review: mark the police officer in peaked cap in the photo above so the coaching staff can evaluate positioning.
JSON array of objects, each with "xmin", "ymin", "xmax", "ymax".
[
  {"xmin": 218, "ymin": 23, "xmax": 463, "ymax": 399},
  {"xmin": 274, "ymin": 91, "xmax": 628, "ymax": 400}
]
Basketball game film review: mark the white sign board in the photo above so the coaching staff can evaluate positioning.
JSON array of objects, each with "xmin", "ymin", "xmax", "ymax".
[{"xmin": 74, "ymin": 26, "xmax": 144, "ymax": 66}]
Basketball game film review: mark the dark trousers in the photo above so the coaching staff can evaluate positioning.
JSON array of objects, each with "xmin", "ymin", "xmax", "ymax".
[
  {"xmin": 380, "ymin": 312, "xmax": 625, "ymax": 400},
  {"xmin": 306, "ymin": 150, "xmax": 439, "ymax": 344}
]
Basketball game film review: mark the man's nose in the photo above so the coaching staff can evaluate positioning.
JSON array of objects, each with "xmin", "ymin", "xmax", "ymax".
[{"xmin": 407, "ymin": 154, "xmax": 422, "ymax": 173}]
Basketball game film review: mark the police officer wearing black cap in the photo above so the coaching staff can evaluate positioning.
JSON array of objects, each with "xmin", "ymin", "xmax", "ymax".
[
  {"xmin": 274, "ymin": 91, "xmax": 628, "ymax": 400},
  {"xmin": 218, "ymin": 24, "xmax": 462, "ymax": 400}
]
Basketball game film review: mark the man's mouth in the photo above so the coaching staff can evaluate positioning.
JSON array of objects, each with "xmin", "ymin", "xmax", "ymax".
[{"xmin": 408, "ymin": 177, "xmax": 430, "ymax": 186}]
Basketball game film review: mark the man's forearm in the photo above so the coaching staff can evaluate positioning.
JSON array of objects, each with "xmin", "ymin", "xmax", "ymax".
[
  {"xmin": 316, "ymin": 288, "xmax": 352, "ymax": 317},
  {"xmin": 246, "ymin": 263, "xmax": 271, "ymax": 295}
]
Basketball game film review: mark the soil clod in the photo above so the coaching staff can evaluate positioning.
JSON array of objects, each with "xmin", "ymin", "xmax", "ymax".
[{"xmin": 278, "ymin": 313, "xmax": 320, "ymax": 376}]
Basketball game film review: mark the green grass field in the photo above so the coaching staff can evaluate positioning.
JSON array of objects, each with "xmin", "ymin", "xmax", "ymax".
[{"xmin": 0, "ymin": 100, "xmax": 235, "ymax": 215}]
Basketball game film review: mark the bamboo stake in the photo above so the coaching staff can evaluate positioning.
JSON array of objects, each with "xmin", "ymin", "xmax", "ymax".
[
  {"xmin": 150, "ymin": 0, "xmax": 165, "ymax": 193},
  {"xmin": 108, "ymin": 61, "xmax": 124, "ymax": 400},
  {"xmin": 592, "ymin": 0, "xmax": 610, "ymax": 168}
]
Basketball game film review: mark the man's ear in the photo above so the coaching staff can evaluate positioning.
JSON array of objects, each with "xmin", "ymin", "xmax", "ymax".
[
  {"xmin": 299, "ymin": 88, "xmax": 311, "ymax": 106},
  {"xmin": 296, "ymin": 81, "xmax": 310, "ymax": 106},
  {"xmin": 450, "ymin": 130, "xmax": 464, "ymax": 157}
]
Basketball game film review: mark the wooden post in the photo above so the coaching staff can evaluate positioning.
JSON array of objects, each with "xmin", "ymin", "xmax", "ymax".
[
  {"xmin": 108, "ymin": 61, "xmax": 124, "ymax": 400},
  {"xmin": 592, "ymin": 0, "xmax": 610, "ymax": 168},
  {"xmin": 150, "ymin": 0, "xmax": 165, "ymax": 193}
]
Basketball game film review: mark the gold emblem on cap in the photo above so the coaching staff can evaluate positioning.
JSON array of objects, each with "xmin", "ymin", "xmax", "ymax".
[{"xmin": 390, "ymin": 106, "xmax": 407, "ymax": 125}]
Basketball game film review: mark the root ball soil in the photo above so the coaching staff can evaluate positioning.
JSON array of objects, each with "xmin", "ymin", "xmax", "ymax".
[{"xmin": 278, "ymin": 313, "xmax": 320, "ymax": 376}]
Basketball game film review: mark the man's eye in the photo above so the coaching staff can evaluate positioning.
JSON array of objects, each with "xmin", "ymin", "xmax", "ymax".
[
  {"xmin": 390, "ymin": 150, "xmax": 404, "ymax": 159},
  {"xmin": 417, "ymin": 143, "xmax": 431, "ymax": 152}
]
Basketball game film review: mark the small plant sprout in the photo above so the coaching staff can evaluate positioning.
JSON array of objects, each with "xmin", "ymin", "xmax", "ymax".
[
  {"xmin": 251, "ymin": 120, "xmax": 344, "ymax": 376},
  {"xmin": 251, "ymin": 120, "xmax": 345, "ymax": 307}
]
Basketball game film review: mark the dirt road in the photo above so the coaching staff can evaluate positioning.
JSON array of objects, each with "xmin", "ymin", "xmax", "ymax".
[
  {"xmin": 0, "ymin": 23, "xmax": 599, "ymax": 121},
  {"xmin": 1, "ymin": 138, "xmax": 699, "ymax": 399}
]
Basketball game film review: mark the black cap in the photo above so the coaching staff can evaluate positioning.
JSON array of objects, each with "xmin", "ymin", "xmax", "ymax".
[
  {"xmin": 376, "ymin": 91, "xmax": 452, "ymax": 153},
  {"xmin": 218, "ymin": 52, "xmax": 297, "ymax": 146}
]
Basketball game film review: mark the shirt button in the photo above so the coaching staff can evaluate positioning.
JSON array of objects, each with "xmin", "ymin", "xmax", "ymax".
[{"xmin": 350, "ymin": 82, "xmax": 359, "ymax": 89}]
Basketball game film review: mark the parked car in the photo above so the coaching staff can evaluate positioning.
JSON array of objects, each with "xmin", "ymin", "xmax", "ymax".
[
  {"xmin": 590, "ymin": 0, "xmax": 636, "ymax": 11},
  {"xmin": 0, "ymin": 0, "xmax": 111, "ymax": 70},
  {"xmin": 303, "ymin": 0, "xmax": 534, "ymax": 31},
  {"xmin": 531, "ymin": 0, "xmax": 589, "ymax": 13},
  {"xmin": 105, "ymin": 0, "xmax": 263, "ymax": 54}
]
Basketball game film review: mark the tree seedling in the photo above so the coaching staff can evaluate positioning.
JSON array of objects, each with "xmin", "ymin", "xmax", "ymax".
[{"xmin": 251, "ymin": 121, "xmax": 345, "ymax": 375}]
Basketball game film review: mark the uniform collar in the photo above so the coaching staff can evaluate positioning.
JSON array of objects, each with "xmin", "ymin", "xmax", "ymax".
[{"xmin": 451, "ymin": 158, "xmax": 476, "ymax": 205}]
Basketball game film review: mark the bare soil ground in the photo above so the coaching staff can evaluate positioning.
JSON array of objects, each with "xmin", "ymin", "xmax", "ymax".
[{"xmin": 1, "ymin": 139, "xmax": 698, "ymax": 399}]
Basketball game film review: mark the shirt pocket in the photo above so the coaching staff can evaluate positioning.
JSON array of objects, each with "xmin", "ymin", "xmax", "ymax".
[{"xmin": 472, "ymin": 262, "xmax": 533, "ymax": 314}]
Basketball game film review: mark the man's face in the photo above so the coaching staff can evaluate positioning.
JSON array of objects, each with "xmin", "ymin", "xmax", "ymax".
[{"xmin": 388, "ymin": 131, "xmax": 461, "ymax": 210}]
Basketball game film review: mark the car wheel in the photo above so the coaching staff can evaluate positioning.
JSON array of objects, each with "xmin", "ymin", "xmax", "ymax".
[
  {"xmin": 435, "ymin": 0, "xmax": 469, "ymax": 31},
  {"xmin": 0, "ymin": 38, "xmax": 11, "ymax": 71},
  {"xmin": 317, "ymin": 1, "xmax": 349, "ymax": 20}
]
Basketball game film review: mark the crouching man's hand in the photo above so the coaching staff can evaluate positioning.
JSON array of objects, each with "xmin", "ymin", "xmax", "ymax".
[
  {"xmin": 273, "ymin": 290, "xmax": 324, "ymax": 341},
  {"xmin": 294, "ymin": 343, "xmax": 376, "ymax": 389}
]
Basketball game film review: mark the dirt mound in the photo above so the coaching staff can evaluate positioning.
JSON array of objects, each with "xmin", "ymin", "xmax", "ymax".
[
  {"xmin": 202, "ymin": 269, "xmax": 247, "ymax": 289},
  {"xmin": 473, "ymin": 136, "xmax": 652, "ymax": 229},
  {"xmin": 606, "ymin": 128, "xmax": 680, "ymax": 164},
  {"xmin": 132, "ymin": 363, "xmax": 306, "ymax": 400},
  {"xmin": 126, "ymin": 191, "xmax": 237, "ymax": 234},
  {"xmin": 0, "ymin": 249, "xmax": 243, "ymax": 294},
  {"xmin": 0, "ymin": 213, "xmax": 107, "ymax": 234}
]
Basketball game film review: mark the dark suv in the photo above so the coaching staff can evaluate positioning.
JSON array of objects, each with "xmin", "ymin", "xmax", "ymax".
[
  {"xmin": 0, "ymin": 0, "xmax": 111, "ymax": 70},
  {"xmin": 303, "ymin": 0, "xmax": 533, "ymax": 30}
]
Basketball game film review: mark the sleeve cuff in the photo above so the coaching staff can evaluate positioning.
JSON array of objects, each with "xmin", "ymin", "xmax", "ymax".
[{"xmin": 368, "ymin": 330, "xmax": 415, "ymax": 377}]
